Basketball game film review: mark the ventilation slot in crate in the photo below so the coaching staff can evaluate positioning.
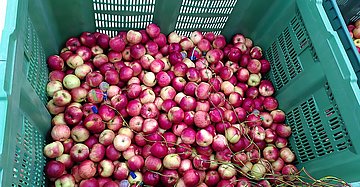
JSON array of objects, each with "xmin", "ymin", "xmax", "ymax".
[
  {"xmin": 12, "ymin": 117, "xmax": 46, "ymax": 187},
  {"xmin": 266, "ymin": 41, "xmax": 287, "ymax": 90},
  {"xmin": 24, "ymin": 18, "xmax": 48, "ymax": 105},
  {"xmin": 287, "ymin": 107, "xmax": 315, "ymax": 163},
  {"xmin": 174, "ymin": 0, "xmax": 237, "ymax": 36},
  {"xmin": 324, "ymin": 82, "xmax": 352, "ymax": 151},
  {"xmin": 287, "ymin": 82, "xmax": 353, "ymax": 164},
  {"xmin": 292, "ymin": 11, "xmax": 318, "ymax": 60},
  {"xmin": 304, "ymin": 98, "xmax": 334, "ymax": 156},
  {"xmin": 93, "ymin": 0, "xmax": 155, "ymax": 36},
  {"xmin": 265, "ymin": 13, "xmax": 317, "ymax": 91},
  {"xmin": 350, "ymin": 11, "xmax": 360, "ymax": 23},
  {"xmin": 278, "ymin": 27, "xmax": 302, "ymax": 79}
]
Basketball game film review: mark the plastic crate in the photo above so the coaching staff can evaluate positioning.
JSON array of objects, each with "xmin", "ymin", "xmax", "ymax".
[
  {"xmin": 335, "ymin": 0, "xmax": 360, "ymax": 23},
  {"xmin": 1, "ymin": 0, "xmax": 360, "ymax": 186},
  {"xmin": 323, "ymin": 0, "xmax": 360, "ymax": 86}
]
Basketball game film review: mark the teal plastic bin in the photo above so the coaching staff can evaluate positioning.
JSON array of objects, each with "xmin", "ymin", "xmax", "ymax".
[
  {"xmin": 1, "ymin": 0, "xmax": 360, "ymax": 186},
  {"xmin": 323, "ymin": 0, "xmax": 360, "ymax": 85}
]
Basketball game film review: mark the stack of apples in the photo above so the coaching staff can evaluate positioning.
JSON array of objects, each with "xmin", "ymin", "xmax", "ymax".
[
  {"xmin": 44, "ymin": 23, "xmax": 297, "ymax": 187},
  {"xmin": 348, "ymin": 19, "xmax": 360, "ymax": 53}
]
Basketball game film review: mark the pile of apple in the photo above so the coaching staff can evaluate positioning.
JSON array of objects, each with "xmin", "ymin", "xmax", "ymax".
[
  {"xmin": 348, "ymin": 19, "xmax": 360, "ymax": 53},
  {"xmin": 44, "ymin": 23, "xmax": 297, "ymax": 187}
]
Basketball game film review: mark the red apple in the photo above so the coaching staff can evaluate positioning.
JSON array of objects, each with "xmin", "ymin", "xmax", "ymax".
[
  {"xmin": 80, "ymin": 32, "xmax": 96, "ymax": 47},
  {"xmin": 84, "ymin": 113, "xmax": 105, "ymax": 133},
  {"xmin": 193, "ymin": 154, "xmax": 210, "ymax": 170},
  {"xmin": 53, "ymin": 90, "xmax": 72, "ymax": 107},
  {"xmin": 272, "ymin": 157, "xmax": 285, "ymax": 172},
  {"xmin": 113, "ymin": 134, "xmax": 131, "ymax": 152},
  {"xmin": 51, "ymin": 124, "xmax": 70, "ymax": 141},
  {"xmin": 95, "ymin": 33, "xmax": 109, "ymax": 49},
  {"xmin": 275, "ymin": 137, "xmax": 288, "ymax": 148},
  {"xmin": 183, "ymin": 169, "xmax": 200, "ymax": 186},
  {"xmin": 198, "ymin": 38, "xmax": 212, "ymax": 52},
  {"xmin": 76, "ymin": 46, "xmax": 92, "ymax": 62},
  {"xmin": 79, "ymin": 178, "xmax": 99, "ymax": 187},
  {"xmin": 280, "ymin": 147, "xmax": 296, "ymax": 163},
  {"xmin": 44, "ymin": 141, "xmax": 64, "ymax": 158},
  {"xmin": 64, "ymin": 106, "xmax": 83, "ymax": 126},
  {"xmin": 150, "ymin": 142, "xmax": 168, "ymax": 158},
  {"xmin": 206, "ymin": 49, "xmax": 221, "ymax": 63},
  {"xmin": 265, "ymin": 128, "xmax": 277, "ymax": 144},
  {"xmin": 62, "ymin": 139, "xmax": 74, "ymax": 154},
  {"xmin": 142, "ymin": 118, "xmax": 159, "ymax": 134},
  {"xmin": 163, "ymin": 154, "xmax": 181, "ymax": 169},
  {"xmin": 232, "ymin": 34, "xmax": 246, "ymax": 44},
  {"xmin": 66, "ymin": 37, "xmax": 81, "ymax": 51},
  {"xmin": 218, "ymin": 164, "xmax": 236, "ymax": 179},
  {"xmin": 47, "ymin": 55, "xmax": 65, "ymax": 71},
  {"xmin": 275, "ymin": 124, "xmax": 292, "ymax": 139},
  {"xmin": 126, "ymin": 99, "xmax": 142, "ymax": 117},
  {"xmin": 70, "ymin": 143, "xmax": 90, "ymax": 162},
  {"xmin": 247, "ymin": 59, "xmax": 262, "ymax": 74},
  {"xmin": 79, "ymin": 160, "xmax": 97, "ymax": 179},
  {"xmin": 271, "ymin": 109, "xmax": 286, "ymax": 123},
  {"xmin": 105, "ymin": 144, "xmax": 121, "ymax": 161},
  {"xmin": 260, "ymin": 59, "xmax": 271, "ymax": 74},
  {"xmin": 145, "ymin": 23, "xmax": 161, "ymax": 38},
  {"xmin": 66, "ymin": 54, "xmax": 84, "ymax": 69},
  {"xmin": 113, "ymin": 162, "xmax": 129, "ymax": 180},
  {"xmin": 196, "ymin": 129, "xmax": 214, "ymax": 147},
  {"xmin": 282, "ymin": 164, "xmax": 298, "ymax": 181},
  {"xmin": 86, "ymin": 71, "xmax": 104, "ymax": 88},
  {"xmin": 127, "ymin": 155, "xmax": 144, "ymax": 171},
  {"xmin": 99, "ymin": 129, "xmax": 115, "ymax": 146},
  {"xmin": 71, "ymin": 125, "xmax": 90, "ymax": 143},
  {"xmin": 250, "ymin": 46, "xmax": 263, "ymax": 59},
  {"xmin": 212, "ymin": 35, "xmax": 226, "ymax": 49},
  {"xmin": 145, "ymin": 155, "xmax": 162, "ymax": 171},
  {"xmin": 89, "ymin": 143, "xmax": 106, "ymax": 163},
  {"xmin": 263, "ymin": 144, "xmax": 280, "ymax": 162},
  {"xmin": 126, "ymin": 30, "xmax": 142, "ymax": 44},
  {"xmin": 250, "ymin": 126, "xmax": 266, "ymax": 142},
  {"xmin": 109, "ymin": 36, "xmax": 126, "ymax": 52},
  {"xmin": 143, "ymin": 171, "xmax": 160, "ymax": 186},
  {"xmin": 44, "ymin": 160, "xmax": 65, "ymax": 178},
  {"xmin": 49, "ymin": 70, "xmax": 66, "ymax": 82},
  {"xmin": 55, "ymin": 174, "xmax": 76, "ymax": 187},
  {"xmin": 228, "ymin": 47, "xmax": 242, "ymax": 62},
  {"xmin": 161, "ymin": 169, "xmax": 179, "ymax": 187},
  {"xmin": 122, "ymin": 47, "xmax": 133, "ymax": 61}
]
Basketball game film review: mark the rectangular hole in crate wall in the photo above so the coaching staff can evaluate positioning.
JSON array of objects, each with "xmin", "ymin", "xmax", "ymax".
[
  {"xmin": 12, "ymin": 117, "xmax": 46, "ymax": 187},
  {"xmin": 24, "ymin": 18, "xmax": 48, "ymax": 105},
  {"xmin": 291, "ymin": 11, "xmax": 318, "ymax": 60},
  {"xmin": 264, "ymin": 14, "xmax": 311, "ymax": 91},
  {"xmin": 93, "ymin": 0, "xmax": 155, "ymax": 35},
  {"xmin": 350, "ymin": 13, "xmax": 360, "ymax": 23},
  {"xmin": 277, "ymin": 25, "xmax": 303, "ymax": 79},
  {"xmin": 174, "ymin": 0, "xmax": 237, "ymax": 35},
  {"xmin": 336, "ymin": 0, "xmax": 349, "ymax": 5},
  {"xmin": 264, "ymin": 41, "xmax": 289, "ymax": 90},
  {"xmin": 287, "ymin": 107, "xmax": 315, "ymax": 163},
  {"xmin": 287, "ymin": 82, "xmax": 354, "ymax": 164},
  {"xmin": 324, "ymin": 82, "xmax": 352, "ymax": 151},
  {"xmin": 302, "ymin": 98, "xmax": 335, "ymax": 156}
]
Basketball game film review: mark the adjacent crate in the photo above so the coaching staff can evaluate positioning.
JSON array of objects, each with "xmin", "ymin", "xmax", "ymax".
[
  {"xmin": 1, "ymin": 0, "xmax": 360, "ymax": 186},
  {"xmin": 323, "ymin": 0, "xmax": 360, "ymax": 85}
]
